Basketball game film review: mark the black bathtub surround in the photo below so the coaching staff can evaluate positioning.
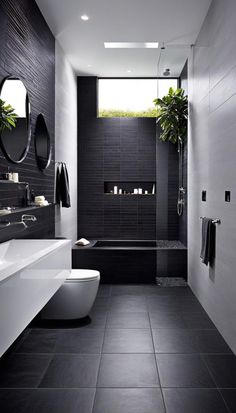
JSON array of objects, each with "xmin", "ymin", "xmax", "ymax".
[
  {"xmin": 0, "ymin": 0, "xmax": 55, "ymax": 214},
  {"xmin": 73, "ymin": 240, "xmax": 187, "ymax": 283}
]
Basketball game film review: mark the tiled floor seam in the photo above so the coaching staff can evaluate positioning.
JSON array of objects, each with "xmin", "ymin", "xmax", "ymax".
[
  {"xmin": 91, "ymin": 307, "xmax": 109, "ymax": 412},
  {"xmin": 147, "ymin": 309, "xmax": 167, "ymax": 413},
  {"xmin": 200, "ymin": 354, "xmax": 232, "ymax": 413}
]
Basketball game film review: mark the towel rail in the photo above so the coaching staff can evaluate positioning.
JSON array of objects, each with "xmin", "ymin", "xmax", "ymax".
[{"xmin": 200, "ymin": 217, "xmax": 221, "ymax": 224}]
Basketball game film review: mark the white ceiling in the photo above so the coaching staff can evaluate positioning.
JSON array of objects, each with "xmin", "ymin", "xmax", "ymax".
[{"xmin": 36, "ymin": 0, "xmax": 211, "ymax": 77}]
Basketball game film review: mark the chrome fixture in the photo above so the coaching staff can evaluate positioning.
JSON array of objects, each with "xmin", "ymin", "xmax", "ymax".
[
  {"xmin": 163, "ymin": 68, "xmax": 170, "ymax": 76},
  {"xmin": 200, "ymin": 217, "xmax": 221, "ymax": 224},
  {"xmin": 177, "ymin": 139, "xmax": 185, "ymax": 216},
  {"xmin": 0, "ymin": 214, "xmax": 37, "ymax": 230}
]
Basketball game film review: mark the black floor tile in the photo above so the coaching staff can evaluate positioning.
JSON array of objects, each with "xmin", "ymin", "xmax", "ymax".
[
  {"xmin": 156, "ymin": 354, "xmax": 216, "ymax": 388},
  {"xmin": 92, "ymin": 297, "xmax": 111, "ymax": 311},
  {"xmin": 97, "ymin": 285, "xmax": 112, "ymax": 297},
  {"xmin": 150, "ymin": 313, "xmax": 186, "ymax": 329},
  {"xmin": 194, "ymin": 330, "xmax": 232, "ymax": 354},
  {"xmin": 103, "ymin": 329, "xmax": 154, "ymax": 353},
  {"xmin": 203, "ymin": 355, "xmax": 236, "ymax": 387},
  {"xmin": 150, "ymin": 312, "xmax": 215, "ymax": 330},
  {"xmin": 39, "ymin": 354, "xmax": 100, "ymax": 388},
  {"xmin": 0, "ymin": 354, "xmax": 52, "ymax": 388},
  {"xmin": 54, "ymin": 328, "xmax": 104, "ymax": 353},
  {"xmin": 182, "ymin": 313, "xmax": 216, "ymax": 329},
  {"xmin": 153, "ymin": 329, "xmax": 197, "ymax": 353},
  {"xmin": 111, "ymin": 284, "xmax": 149, "ymax": 296},
  {"xmin": 97, "ymin": 354, "xmax": 159, "ymax": 388},
  {"xmin": 26, "ymin": 389, "xmax": 95, "ymax": 413},
  {"xmin": 107, "ymin": 312, "xmax": 150, "ymax": 329},
  {"xmin": 16, "ymin": 329, "xmax": 61, "ymax": 353},
  {"xmin": 163, "ymin": 388, "xmax": 229, "ymax": 413},
  {"xmin": 110, "ymin": 296, "xmax": 147, "ymax": 312},
  {"xmin": 0, "ymin": 389, "xmax": 32, "ymax": 413},
  {"xmin": 87, "ymin": 310, "xmax": 108, "ymax": 329},
  {"xmin": 220, "ymin": 389, "xmax": 236, "ymax": 413},
  {"xmin": 93, "ymin": 388, "xmax": 165, "ymax": 413},
  {"xmin": 153, "ymin": 328, "xmax": 232, "ymax": 354}
]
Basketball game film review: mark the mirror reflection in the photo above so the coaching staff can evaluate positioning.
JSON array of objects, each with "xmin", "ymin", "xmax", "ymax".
[
  {"xmin": 35, "ymin": 113, "xmax": 51, "ymax": 171},
  {"xmin": 0, "ymin": 77, "xmax": 31, "ymax": 163}
]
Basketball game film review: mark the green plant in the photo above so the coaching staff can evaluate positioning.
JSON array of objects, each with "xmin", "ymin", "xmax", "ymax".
[
  {"xmin": 154, "ymin": 87, "xmax": 188, "ymax": 144},
  {"xmin": 0, "ymin": 98, "xmax": 18, "ymax": 133},
  {"xmin": 99, "ymin": 108, "xmax": 157, "ymax": 118}
]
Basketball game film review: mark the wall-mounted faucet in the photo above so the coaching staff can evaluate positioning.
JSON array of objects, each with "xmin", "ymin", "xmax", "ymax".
[{"xmin": 0, "ymin": 214, "xmax": 37, "ymax": 230}]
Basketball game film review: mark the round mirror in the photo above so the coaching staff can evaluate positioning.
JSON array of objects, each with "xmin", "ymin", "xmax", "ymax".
[
  {"xmin": 0, "ymin": 76, "xmax": 31, "ymax": 163},
  {"xmin": 35, "ymin": 113, "xmax": 51, "ymax": 171}
]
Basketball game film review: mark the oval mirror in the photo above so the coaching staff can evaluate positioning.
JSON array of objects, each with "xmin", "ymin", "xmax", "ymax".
[
  {"xmin": 35, "ymin": 113, "xmax": 51, "ymax": 171},
  {"xmin": 0, "ymin": 76, "xmax": 31, "ymax": 163}
]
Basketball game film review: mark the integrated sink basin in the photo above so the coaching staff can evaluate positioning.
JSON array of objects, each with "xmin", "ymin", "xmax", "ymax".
[{"xmin": 0, "ymin": 239, "xmax": 71, "ymax": 356}]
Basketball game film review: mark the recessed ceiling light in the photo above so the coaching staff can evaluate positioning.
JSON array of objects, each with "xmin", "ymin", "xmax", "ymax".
[
  {"xmin": 81, "ymin": 14, "xmax": 89, "ymax": 21},
  {"xmin": 104, "ymin": 42, "xmax": 158, "ymax": 49},
  {"xmin": 87, "ymin": 64, "xmax": 92, "ymax": 67},
  {"xmin": 127, "ymin": 69, "xmax": 132, "ymax": 73}
]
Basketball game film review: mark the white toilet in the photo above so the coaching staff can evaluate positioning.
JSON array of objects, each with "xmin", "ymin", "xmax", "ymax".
[{"xmin": 41, "ymin": 269, "xmax": 100, "ymax": 320}]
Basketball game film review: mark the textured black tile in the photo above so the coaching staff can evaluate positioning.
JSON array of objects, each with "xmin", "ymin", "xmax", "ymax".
[
  {"xmin": 97, "ymin": 354, "xmax": 159, "ymax": 388},
  {"xmin": 107, "ymin": 312, "xmax": 150, "ymax": 329},
  {"xmin": 0, "ymin": 389, "xmax": 32, "ymax": 413},
  {"xmin": 163, "ymin": 388, "xmax": 229, "ymax": 413},
  {"xmin": 153, "ymin": 329, "xmax": 197, "ymax": 353},
  {"xmin": 54, "ymin": 329, "xmax": 104, "ymax": 353},
  {"xmin": 103, "ymin": 329, "xmax": 154, "ymax": 353},
  {"xmin": 39, "ymin": 354, "xmax": 100, "ymax": 388},
  {"xmin": 0, "ymin": 354, "xmax": 52, "ymax": 388},
  {"xmin": 16, "ymin": 329, "xmax": 60, "ymax": 353},
  {"xmin": 26, "ymin": 389, "xmax": 95, "ymax": 413},
  {"xmin": 156, "ymin": 354, "xmax": 216, "ymax": 388},
  {"xmin": 93, "ymin": 388, "xmax": 165, "ymax": 413},
  {"xmin": 221, "ymin": 389, "xmax": 236, "ymax": 413},
  {"xmin": 110, "ymin": 296, "xmax": 147, "ymax": 312},
  {"xmin": 203, "ymin": 355, "xmax": 236, "ymax": 387}
]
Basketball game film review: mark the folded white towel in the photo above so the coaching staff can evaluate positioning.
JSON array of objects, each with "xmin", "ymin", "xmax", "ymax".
[{"xmin": 75, "ymin": 238, "xmax": 90, "ymax": 246}]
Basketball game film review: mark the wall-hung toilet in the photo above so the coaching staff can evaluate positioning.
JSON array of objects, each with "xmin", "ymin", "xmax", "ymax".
[{"xmin": 41, "ymin": 269, "xmax": 100, "ymax": 320}]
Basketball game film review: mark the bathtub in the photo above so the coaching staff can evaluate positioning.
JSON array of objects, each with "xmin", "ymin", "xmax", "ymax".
[{"xmin": 72, "ymin": 239, "xmax": 187, "ymax": 283}]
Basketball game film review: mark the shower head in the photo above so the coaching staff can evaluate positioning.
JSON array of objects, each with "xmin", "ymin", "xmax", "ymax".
[{"xmin": 163, "ymin": 68, "xmax": 171, "ymax": 76}]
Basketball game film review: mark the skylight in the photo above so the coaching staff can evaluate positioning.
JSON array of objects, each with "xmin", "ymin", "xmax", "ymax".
[{"xmin": 104, "ymin": 42, "xmax": 159, "ymax": 49}]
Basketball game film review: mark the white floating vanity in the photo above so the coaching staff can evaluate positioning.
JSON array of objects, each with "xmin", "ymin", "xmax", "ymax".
[{"xmin": 0, "ymin": 239, "xmax": 71, "ymax": 356}]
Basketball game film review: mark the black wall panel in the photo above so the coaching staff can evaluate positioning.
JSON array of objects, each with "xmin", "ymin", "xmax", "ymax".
[
  {"xmin": 78, "ymin": 77, "xmax": 181, "ymax": 241},
  {"xmin": 0, "ymin": 0, "xmax": 55, "ymax": 239}
]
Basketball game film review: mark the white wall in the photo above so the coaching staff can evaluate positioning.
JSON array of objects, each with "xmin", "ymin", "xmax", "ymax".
[
  {"xmin": 55, "ymin": 41, "xmax": 77, "ymax": 243},
  {"xmin": 188, "ymin": 0, "xmax": 236, "ymax": 353}
]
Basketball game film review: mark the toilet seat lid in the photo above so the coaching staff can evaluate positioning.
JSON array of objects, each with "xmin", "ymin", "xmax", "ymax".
[{"xmin": 67, "ymin": 269, "xmax": 100, "ymax": 281}]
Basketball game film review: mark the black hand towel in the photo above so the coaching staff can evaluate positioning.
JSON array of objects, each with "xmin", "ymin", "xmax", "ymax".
[
  {"xmin": 55, "ymin": 162, "xmax": 71, "ymax": 208},
  {"xmin": 200, "ymin": 217, "xmax": 215, "ymax": 266}
]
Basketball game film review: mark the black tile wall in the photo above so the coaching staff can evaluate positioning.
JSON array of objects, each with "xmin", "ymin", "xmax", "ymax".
[
  {"xmin": 0, "ymin": 0, "xmax": 55, "ymax": 239},
  {"xmin": 78, "ymin": 77, "xmax": 182, "ymax": 241}
]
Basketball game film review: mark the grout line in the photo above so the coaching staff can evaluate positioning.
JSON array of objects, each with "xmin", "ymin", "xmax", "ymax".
[
  {"xmin": 147, "ymin": 309, "xmax": 167, "ymax": 413},
  {"xmin": 201, "ymin": 354, "xmax": 232, "ymax": 413}
]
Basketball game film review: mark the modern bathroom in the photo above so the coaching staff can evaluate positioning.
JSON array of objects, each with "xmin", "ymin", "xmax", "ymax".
[{"xmin": 0, "ymin": 0, "xmax": 236, "ymax": 412}]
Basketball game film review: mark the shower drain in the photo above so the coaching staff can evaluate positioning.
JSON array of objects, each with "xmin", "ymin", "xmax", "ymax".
[{"xmin": 155, "ymin": 277, "xmax": 187, "ymax": 287}]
